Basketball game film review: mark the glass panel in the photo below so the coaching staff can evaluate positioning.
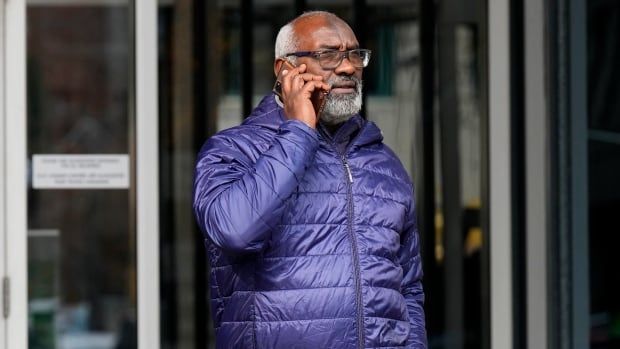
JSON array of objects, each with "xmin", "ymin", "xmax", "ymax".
[
  {"xmin": 352, "ymin": 1, "xmax": 490, "ymax": 348},
  {"xmin": 411, "ymin": 1, "xmax": 489, "ymax": 348},
  {"xmin": 216, "ymin": 1, "xmax": 243, "ymax": 131},
  {"xmin": 364, "ymin": 2, "xmax": 419, "ymax": 182},
  {"xmin": 452, "ymin": 23, "xmax": 486, "ymax": 349},
  {"xmin": 588, "ymin": 1, "xmax": 620, "ymax": 347},
  {"xmin": 157, "ymin": 2, "xmax": 489, "ymax": 349},
  {"xmin": 26, "ymin": 3, "xmax": 135, "ymax": 349},
  {"xmin": 157, "ymin": 2, "xmax": 199, "ymax": 348},
  {"xmin": 588, "ymin": 141, "xmax": 620, "ymax": 348},
  {"xmin": 158, "ymin": 3, "xmax": 295, "ymax": 348},
  {"xmin": 158, "ymin": 1, "xmax": 249, "ymax": 348},
  {"xmin": 588, "ymin": 0, "xmax": 620, "ymax": 134}
]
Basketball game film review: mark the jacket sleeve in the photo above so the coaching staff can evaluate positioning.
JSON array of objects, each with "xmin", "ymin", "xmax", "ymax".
[
  {"xmin": 193, "ymin": 120, "xmax": 319, "ymax": 254},
  {"xmin": 399, "ymin": 190, "xmax": 427, "ymax": 348}
]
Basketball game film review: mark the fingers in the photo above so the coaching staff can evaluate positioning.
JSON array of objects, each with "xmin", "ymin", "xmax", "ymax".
[
  {"xmin": 277, "ymin": 64, "xmax": 330, "ymax": 128},
  {"xmin": 290, "ymin": 73, "xmax": 324, "ymax": 82},
  {"xmin": 280, "ymin": 64, "xmax": 323, "ymax": 92},
  {"xmin": 300, "ymin": 80, "xmax": 331, "ymax": 95},
  {"xmin": 281, "ymin": 62, "xmax": 306, "ymax": 77}
]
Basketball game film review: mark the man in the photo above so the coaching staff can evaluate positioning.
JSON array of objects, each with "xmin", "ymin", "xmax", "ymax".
[{"xmin": 193, "ymin": 11, "xmax": 426, "ymax": 348}]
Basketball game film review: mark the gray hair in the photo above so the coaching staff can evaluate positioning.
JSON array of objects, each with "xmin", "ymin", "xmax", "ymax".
[
  {"xmin": 274, "ymin": 23, "xmax": 296, "ymax": 59},
  {"xmin": 274, "ymin": 11, "xmax": 341, "ymax": 60}
]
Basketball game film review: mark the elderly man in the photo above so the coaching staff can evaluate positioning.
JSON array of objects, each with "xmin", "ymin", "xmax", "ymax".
[{"xmin": 193, "ymin": 11, "xmax": 426, "ymax": 349}]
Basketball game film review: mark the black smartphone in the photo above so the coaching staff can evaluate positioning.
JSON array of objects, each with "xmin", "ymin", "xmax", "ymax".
[{"xmin": 273, "ymin": 60, "xmax": 330, "ymax": 118}]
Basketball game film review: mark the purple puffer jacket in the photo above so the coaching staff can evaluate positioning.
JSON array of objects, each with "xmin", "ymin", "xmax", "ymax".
[{"xmin": 193, "ymin": 94, "xmax": 426, "ymax": 349}]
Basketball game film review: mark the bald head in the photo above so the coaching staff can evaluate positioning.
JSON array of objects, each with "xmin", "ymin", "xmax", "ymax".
[
  {"xmin": 273, "ymin": 11, "xmax": 364, "ymax": 126},
  {"xmin": 274, "ymin": 11, "xmax": 355, "ymax": 59}
]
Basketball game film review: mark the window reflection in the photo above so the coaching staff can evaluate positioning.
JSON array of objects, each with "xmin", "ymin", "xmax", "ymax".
[
  {"xmin": 587, "ymin": 1, "xmax": 620, "ymax": 347},
  {"xmin": 363, "ymin": 2, "xmax": 489, "ymax": 349},
  {"xmin": 215, "ymin": 2, "xmax": 243, "ymax": 131},
  {"xmin": 27, "ymin": 4, "xmax": 136, "ymax": 349}
]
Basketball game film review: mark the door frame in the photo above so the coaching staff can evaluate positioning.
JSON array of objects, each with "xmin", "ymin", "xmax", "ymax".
[
  {"xmin": 0, "ymin": 0, "xmax": 6, "ymax": 345},
  {"xmin": 488, "ymin": 0, "xmax": 514, "ymax": 348},
  {"xmin": 1, "ymin": 1, "xmax": 160, "ymax": 348},
  {"xmin": 3, "ymin": 1, "xmax": 27, "ymax": 348},
  {"xmin": 135, "ymin": 1, "xmax": 160, "ymax": 349}
]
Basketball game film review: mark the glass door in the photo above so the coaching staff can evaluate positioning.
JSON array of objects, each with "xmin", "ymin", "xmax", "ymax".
[
  {"xmin": 26, "ymin": 3, "xmax": 136, "ymax": 348},
  {"xmin": 3, "ymin": 1, "xmax": 159, "ymax": 348}
]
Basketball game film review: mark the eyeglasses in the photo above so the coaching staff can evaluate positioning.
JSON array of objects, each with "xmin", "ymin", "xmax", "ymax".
[{"xmin": 284, "ymin": 49, "xmax": 372, "ymax": 69}]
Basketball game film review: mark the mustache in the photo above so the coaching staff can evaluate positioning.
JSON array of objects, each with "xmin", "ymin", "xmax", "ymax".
[{"xmin": 327, "ymin": 76, "xmax": 362, "ymax": 88}]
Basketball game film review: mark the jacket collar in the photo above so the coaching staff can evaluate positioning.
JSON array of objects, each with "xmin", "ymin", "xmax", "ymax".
[
  {"xmin": 318, "ymin": 116, "xmax": 362, "ymax": 152},
  {"xmin": 244, "ymin": 93, "xmax": 384, "ymax": 150}
]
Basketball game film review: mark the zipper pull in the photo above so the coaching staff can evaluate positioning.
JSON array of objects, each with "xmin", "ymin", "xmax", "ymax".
[{"xmin": 342, "ymin": 158, "xmax": 354, "ymax": 183}]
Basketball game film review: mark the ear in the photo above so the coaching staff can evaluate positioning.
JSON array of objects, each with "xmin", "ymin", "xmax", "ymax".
[{"xmin": 274, "ymin": 58, "xmax": 285, "ymax": 77}]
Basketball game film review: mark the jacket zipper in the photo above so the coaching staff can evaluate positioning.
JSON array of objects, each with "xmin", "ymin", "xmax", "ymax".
[
  {"xmin": 318, "ymin": 123, "xmax": 366, "ymax": 348},
  {"xmin": 340, "ymin": 154, "xmax": 365, "ymax": 349}
]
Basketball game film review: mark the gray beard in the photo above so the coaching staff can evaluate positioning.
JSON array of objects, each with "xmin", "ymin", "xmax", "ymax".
[{"xmin": 320, "ymin": 77, "xmax": 363, "ymax": 125}]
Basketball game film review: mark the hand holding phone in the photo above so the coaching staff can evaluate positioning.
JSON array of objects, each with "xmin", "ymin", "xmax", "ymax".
[{"xmin": 273, "ymin": 61, "xmax": 330, "ymax": 129}]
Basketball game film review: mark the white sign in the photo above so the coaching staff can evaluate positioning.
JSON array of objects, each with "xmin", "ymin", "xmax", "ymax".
[{"xmin": 32, "ymin": 154, "xmax": 130, "ymax": 189}]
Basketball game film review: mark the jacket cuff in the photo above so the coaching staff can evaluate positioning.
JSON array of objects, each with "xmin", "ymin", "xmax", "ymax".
[
  {"xmin": 278, "ymin": 120, "xmax": 319, "ymax": 151},
  {"xmin": 281, "ymin": 119, "xmax": 318, "ymax": 139}
]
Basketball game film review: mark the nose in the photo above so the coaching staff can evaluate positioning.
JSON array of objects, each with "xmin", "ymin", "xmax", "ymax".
[{"xmin": 334, "ymin": 54, "xmax": 356, "ymax": 75}]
